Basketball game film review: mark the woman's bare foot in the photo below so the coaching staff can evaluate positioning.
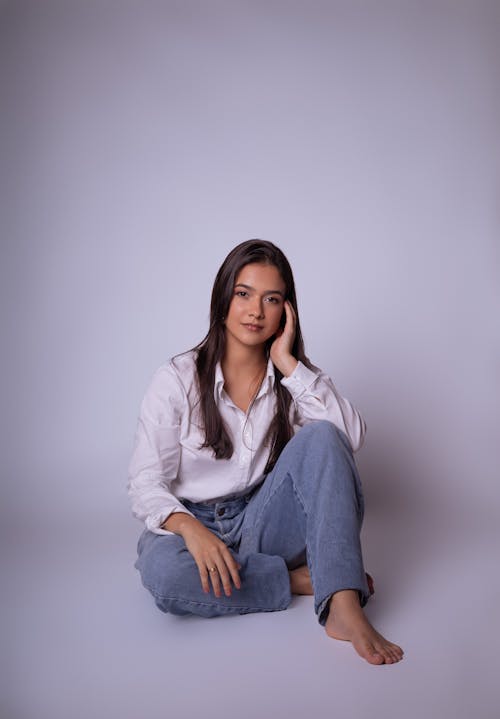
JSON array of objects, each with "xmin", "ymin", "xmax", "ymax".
[
  {"xmin": 289, "ymin": 565, "xmax": 314, "ymax": 595},
  {"xmin": 325, "ymin": 589, "xmax": 404, "ymax": 665}
]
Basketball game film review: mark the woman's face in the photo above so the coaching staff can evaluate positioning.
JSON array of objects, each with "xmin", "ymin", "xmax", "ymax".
[{"xmin": 224, "ymin": 262, "xmax": 286, "ymax": 351}]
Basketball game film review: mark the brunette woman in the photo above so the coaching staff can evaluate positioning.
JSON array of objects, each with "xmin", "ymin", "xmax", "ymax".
[{"xmin": 128, "ymin": 240, "xmax": 404, "ymax": 665}]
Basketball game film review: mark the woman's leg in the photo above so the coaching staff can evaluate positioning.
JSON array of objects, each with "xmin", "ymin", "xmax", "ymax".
[
  {"xmin": 239, "ymin": 420, "xmax": 404, "ymax": 664},
  {"xmin": 239, "ymin": 419, "xmax": 370, "ymax": 625},
  {"xmin": 134, "ymin": 497, "xmax": 292, "ymax": 619}
]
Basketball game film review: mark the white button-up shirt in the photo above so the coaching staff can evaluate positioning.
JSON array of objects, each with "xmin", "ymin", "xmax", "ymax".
[{"xmin": 127, "ymin": 350, "xmax": 366, "ymax": 535}]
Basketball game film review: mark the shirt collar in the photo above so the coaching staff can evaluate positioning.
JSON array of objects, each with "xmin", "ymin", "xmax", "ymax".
[{"xmin": 214, "ymin": 355, "xmax": 276, "ymax": 401}]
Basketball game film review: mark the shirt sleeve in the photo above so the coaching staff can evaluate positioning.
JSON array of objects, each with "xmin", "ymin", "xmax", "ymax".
[
  {"xmin": 127, "ymin": 362, "xmax": 195, "ymax": 535},
  {"xmin": 280, "ymin": 360, "xmax": 367, "ymax": 452}
]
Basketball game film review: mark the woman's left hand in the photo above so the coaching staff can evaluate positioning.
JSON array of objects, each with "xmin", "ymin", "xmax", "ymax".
[{"xmin": 270, "ymin": 300, "xmax": 298, "ymax": 376}]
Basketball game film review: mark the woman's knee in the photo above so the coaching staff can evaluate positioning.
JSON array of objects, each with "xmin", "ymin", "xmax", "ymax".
[
  {"xmin": 295, "ymin": 419, "xmax": 351, "ymax": 450},
  {"xmin": 136, "ymin": 534, "xmax": 192, "ymax": 597}
]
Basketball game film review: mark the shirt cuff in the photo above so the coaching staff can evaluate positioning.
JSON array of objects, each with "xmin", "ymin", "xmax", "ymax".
[
  {"xmin": 146, "ymin": 506, "xmax": 195, "ymax": 536},
  {"xmin": 280, "ymin": 360, "xmax": 319, "ymax": 400}
]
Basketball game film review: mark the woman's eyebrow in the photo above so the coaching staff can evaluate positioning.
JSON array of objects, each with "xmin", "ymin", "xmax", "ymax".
[{"xmin": 234, "ymin": 283, "xmax": 284, "ymax": 297}]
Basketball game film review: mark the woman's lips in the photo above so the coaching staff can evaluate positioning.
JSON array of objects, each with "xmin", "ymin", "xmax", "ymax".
[{"xmin": 242, "ymin": 324, "xmax": 264, "ymax": 331}]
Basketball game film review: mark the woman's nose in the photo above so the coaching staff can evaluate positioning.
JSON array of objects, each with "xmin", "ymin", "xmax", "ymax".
[{"xmin": 249, "ymin": 299, "xmax": 264, "ymax": 318}]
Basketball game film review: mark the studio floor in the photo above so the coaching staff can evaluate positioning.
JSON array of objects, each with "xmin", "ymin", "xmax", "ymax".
[{"xmin": 3, "ymin": 501, "xmax": 498, "ymax": 719}]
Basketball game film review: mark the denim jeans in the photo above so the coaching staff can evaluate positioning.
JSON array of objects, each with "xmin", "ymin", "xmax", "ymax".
[{"xmin": 134, "ymin": 420, "xmax": 371, "ymax": 625}]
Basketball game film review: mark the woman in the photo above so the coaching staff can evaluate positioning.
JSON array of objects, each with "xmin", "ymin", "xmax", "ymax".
[{"xmin": 128, "ymin": 239, "xmax": 404, "ymax": 665}]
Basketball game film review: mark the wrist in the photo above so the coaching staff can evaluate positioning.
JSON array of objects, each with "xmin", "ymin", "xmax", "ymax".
[
  {"xmin": 274, "ymin": 355, "xmax": 298, "ymax": 378},
  {"xmin": 161, "ymin": 511, "xmax": 198, "ymax": 536}
]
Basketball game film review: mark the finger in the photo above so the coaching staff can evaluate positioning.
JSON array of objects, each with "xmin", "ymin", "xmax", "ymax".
[
  {"xmin": 214, "ymin": 557, "xmax": 233, "ymax": 597},
  {"xmin": 197, "ymin": 563, "xmax": 211, "ymax": 594},
  {"xmin": 285, "ymin": 300, "xmax": 295, "ymax": 317},
  {"xmin": 221, "ymin": 553, "xmax": 241, "ymax": 591},
  {"xmin": 283, "ymin": 301, "xmax": 295, "ymax": 328},
  {"xmin": 221, "ymin": 548, "xmax": 242, "ymax": 589},
  {"xmin": 207, "ymin": 564, "xmax": 223, "ymax": 597}
]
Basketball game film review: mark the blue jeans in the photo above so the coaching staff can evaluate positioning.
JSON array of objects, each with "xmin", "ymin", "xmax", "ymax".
[{"xmin": 134, "ymin": 420, "xmax": 371, "ymax": 625}]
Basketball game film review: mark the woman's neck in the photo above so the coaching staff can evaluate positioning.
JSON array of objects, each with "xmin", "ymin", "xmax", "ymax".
[
  {"xmin": 221, "ymin": 343, "xmax": 267, "ymax": 375},
  {"xmin": 220, "ymin": 344, "xmax": 268, "ymax": 412}
]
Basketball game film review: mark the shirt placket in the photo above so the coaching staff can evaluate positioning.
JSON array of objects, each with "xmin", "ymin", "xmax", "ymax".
[{"xmin": 239, "ymin": 414, "xmax": 253, "ymax": 475}]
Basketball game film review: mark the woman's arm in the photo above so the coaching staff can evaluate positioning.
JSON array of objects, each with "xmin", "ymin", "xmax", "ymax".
[
  {"xmin": 270, "ymin": 301, "xmax": 367, "ymax": 452},
  {"xmin": 280, "ymin": 361, "xmax": 367, "ymax": 452},
  {"xmin": 127, "ymin": 363, "xmax": 195, "ymax": 534},
  {"xmin": 128, "ymin": 361, "xmax": 242, "ymax": 595}
]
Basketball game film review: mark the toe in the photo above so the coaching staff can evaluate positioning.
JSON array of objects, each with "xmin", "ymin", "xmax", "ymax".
[
  {"xmin": 389, "ymin": 643, "xmax": 404, "ymax": 660},
  {"xmin": 367, "ymin": 651, "xmax": 384, "ymax": 665},
  {"xmin": 376, "ymin": 644, "xmax": 394, "ymax": 664},
  {"xmin": 390, "ymin": 646, "xmax": 404, "ymax": 662},
  {"xmin": 387, "ymin": 649, "xmax": 399, "ymax": 662},
  {"xmin": 358, "ymin": 640, "xmax": 385, "ymax": 665}
]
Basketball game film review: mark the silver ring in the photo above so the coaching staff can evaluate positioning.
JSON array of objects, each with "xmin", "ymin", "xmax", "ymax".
[{"xmin": 208, "ymin": 567, "xmax": 217, "ymax": 573}]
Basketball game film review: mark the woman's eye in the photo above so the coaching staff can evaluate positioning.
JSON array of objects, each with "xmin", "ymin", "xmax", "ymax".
[{"xmin": 234, "ymin": 291, "xmax": 280, "ymax": 303}]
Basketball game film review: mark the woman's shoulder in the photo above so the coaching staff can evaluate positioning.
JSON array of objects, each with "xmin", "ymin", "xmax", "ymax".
[
  {"xmin": 143, "ymin": 349, "xmax": 198, "ymax": 410},
  {"xmin": 153, "ymin": 348, "xmax": 198, "ymax": 393},
  {"xmin": 169, "ymin": 350, "xmax": 197, "ymax": 378}
]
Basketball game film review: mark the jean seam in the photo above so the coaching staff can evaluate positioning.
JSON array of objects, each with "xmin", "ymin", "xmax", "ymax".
[
  {"xmin": 252, "ymin": 470, "xmax": 308, "ymax": 536},
  {"xmin": 247, "ymin": 472, "xmax": 318, "ymax": 615},
  {"xmin": 143, "ymin": 583, "xmax": 289, "ymax": 612},
  {"xmin": 289, "ymin": 480, "xmax": 317, "ymax": 591},
  {"xmin": 252, "ymin": 471, "xmax": 316, "ymax": 593},
  {"xmin": 316, "ymin": 593, "xmax": 332, "ymax": 625}
]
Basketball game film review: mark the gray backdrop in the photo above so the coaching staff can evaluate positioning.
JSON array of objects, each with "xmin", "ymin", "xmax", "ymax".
[{"xmin": 1, "ymin": 2, "xmax": 499, "ymax": 719}]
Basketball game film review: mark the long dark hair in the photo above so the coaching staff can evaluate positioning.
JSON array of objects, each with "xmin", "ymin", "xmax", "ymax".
[{"xmin": 189, "ymin": 239, "xmax": 312, "ymax": 475}]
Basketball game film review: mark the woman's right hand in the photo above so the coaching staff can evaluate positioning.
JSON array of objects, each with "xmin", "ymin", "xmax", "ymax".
[{"xmin": 162, "ymin": 513, "xmax": 242, "ymax": 597}]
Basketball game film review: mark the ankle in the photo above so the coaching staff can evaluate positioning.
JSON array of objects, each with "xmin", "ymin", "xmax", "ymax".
[{"xmin": 330, "ymin": 589, "xmax": 361, "ymax": 607}]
